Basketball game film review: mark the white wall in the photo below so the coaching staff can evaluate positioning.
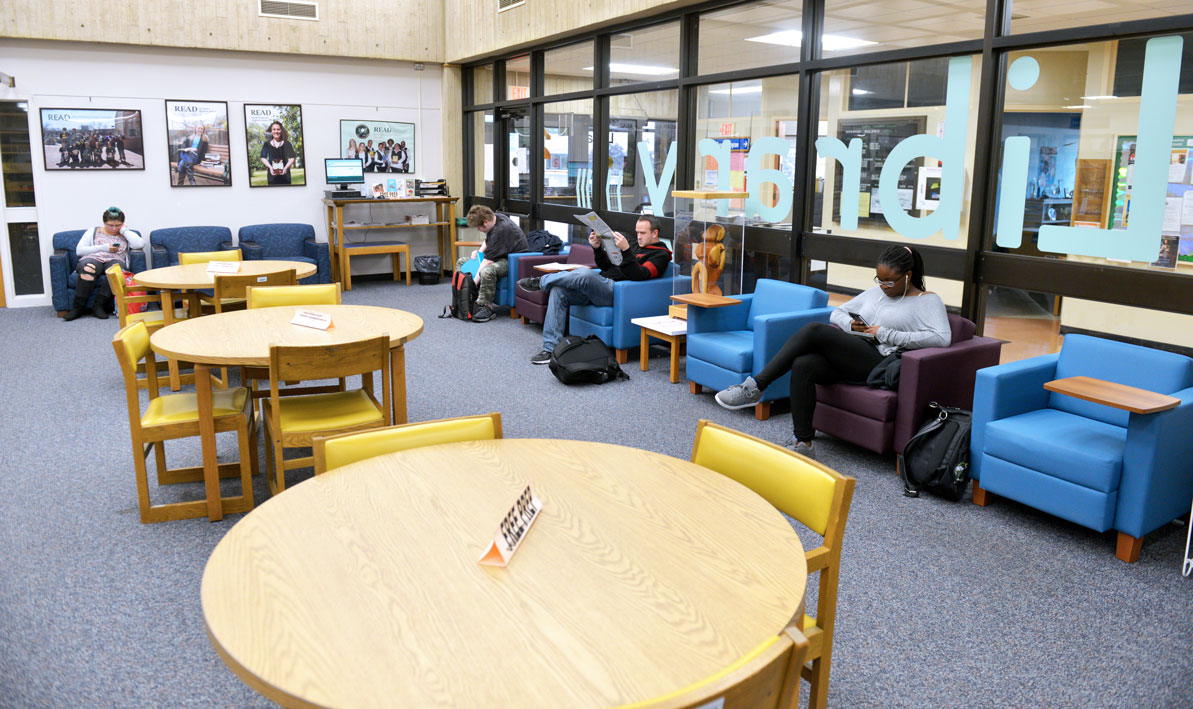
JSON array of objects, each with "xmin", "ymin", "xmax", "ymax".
[{"xmin": 0, "ymin": 39, "xmax": 444, "ymax": 306}]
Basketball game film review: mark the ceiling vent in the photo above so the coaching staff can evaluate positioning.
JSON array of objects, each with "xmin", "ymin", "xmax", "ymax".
[
  {"xmin": 259, "ymin": 0, "xmax": 318, "ymax": 21},
  {"xmin": 498, "ymin": 0, "xmax": 525, "ymax": 13}
]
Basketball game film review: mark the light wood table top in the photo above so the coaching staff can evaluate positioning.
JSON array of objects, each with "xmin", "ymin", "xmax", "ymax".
[
  {"xmin": 1044, "ymin": 375, "xmax": 1181, "ymax": 414},
  {"xmin": 151, "ymin": 304, "xmax": 423, "ymax": 366},
  {"xmin": 202, "ymin": 439, "xmax": 807, "ymax": 708},
  {"xmin": 134, "ymin": 260, "xmax": 317, "ymax": 290},
  {"xmin": 669, "ymin": 292, "xmax": 742, "ymax": 308}
]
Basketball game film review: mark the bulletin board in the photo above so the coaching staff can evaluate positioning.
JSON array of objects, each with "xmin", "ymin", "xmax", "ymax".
[
  {"xmin": 1108, "ymin": 135, "xmax": 1193, "ymax": 264},
  {"xmin": 832, "ymin": 117, "xmax": 926, "ymax": 226}
]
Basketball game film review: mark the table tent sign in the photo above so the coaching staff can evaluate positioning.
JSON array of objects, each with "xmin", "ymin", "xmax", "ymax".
[
  {"xmin": 205, "ymin": 261, "xmax": 240, "ymax": 274},
  {"xmin": 478, "ymin": 485, "xmax": 542, "ymax": 567},
  {"xmin": 290, "ymin": 309, "xmax": 333, "ymax": 330}
]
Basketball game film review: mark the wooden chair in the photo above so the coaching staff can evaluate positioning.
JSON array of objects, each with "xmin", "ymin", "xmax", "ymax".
[
  {"xmin": 626, "ymin": 627, "xmax": 809, "ymax": 709},
  {"xmin": 105, "ymin": 264, "xmax": 191, "ymax": 389},
  {"xmin": 112, "ymin": 321, "xmax": 257, "ymax": 523},
  {"xmin": 205, "ymin": 269, "xmax": 296, "ymax": 314},
  {"xmin": 246, "ymin": 283, "xmax": 341, "ymax": 309},
  {"xmin": 313, "ymin": 412, "xmax": 503, "ymax": 474},
  {"xmin": 177, "ymin": 249, "xmax": 242, "ymax": 265},
  {"xmin": 690, "ymin": 420, "xmax": 855, "ymax": 709},
  {"xmin": 262, "ymin": 336, "xmax": 391, "ymax": 494}
]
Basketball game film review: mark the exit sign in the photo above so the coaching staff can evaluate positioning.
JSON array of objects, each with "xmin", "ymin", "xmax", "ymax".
[
  {"xmin": 719, "ymin": 122, "xmax": 734, "ymax": 136},
  {"xmin": 509, "ymin": 85, "xmax": 530, "ymax": 99}
]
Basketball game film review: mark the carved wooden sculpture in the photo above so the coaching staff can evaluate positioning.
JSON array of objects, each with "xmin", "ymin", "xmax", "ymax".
[{"xmin": 691, "ymin": 223, "xmax": 726, "ymax": 296}]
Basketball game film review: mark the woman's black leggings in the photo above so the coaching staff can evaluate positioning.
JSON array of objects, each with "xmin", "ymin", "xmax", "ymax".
[{"xmin": 754, "ymin": 322, "xmax": 884, "ymax": 441}]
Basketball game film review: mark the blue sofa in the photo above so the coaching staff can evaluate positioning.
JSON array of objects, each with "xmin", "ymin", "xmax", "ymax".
[
  {"xmin": 237, "ymin": 223, "xmax": 330, "ymax": 284},
  {"xmin": 149, "ymin": 226, "xmax": 237, "ymax": 267},
  {"xmin": 971, "ymin": 334, "xmax": 1193, "ymax": 562},
  {"xmin": 569, "ymin": 263, "xmax": 689, "ymax": 362},
  {"xmin": 685, "ymin": 279, "xmax": 833, "ymax": 420},
  {"xmin": 50, "ymin": 229, "xmax": 147, "ymax": 315}
]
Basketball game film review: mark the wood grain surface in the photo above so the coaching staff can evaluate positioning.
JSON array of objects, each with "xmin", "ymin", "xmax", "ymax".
[
  {"xmin": 135, "ymin": 261, "xmax": 317, "ymax": 290},
  {"xmin": 149, "ymin": 305, "xmax": 423, "ymax": 366},
  {"xmin": 1044, "ymin": 375, "xmax": 1181, "ymax": 414},
  {"xmin": 669, "ymin": 292, "xmax": 742, "ymax": 308},
  {"xmin": 201, "ymin": 439, "xmax": 807, "ymax": 708}
]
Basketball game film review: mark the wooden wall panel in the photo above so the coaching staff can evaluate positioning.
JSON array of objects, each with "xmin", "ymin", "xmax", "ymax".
[{"xmin": 3, "ymin": 0, "xmax": 445, "ymax": 62}]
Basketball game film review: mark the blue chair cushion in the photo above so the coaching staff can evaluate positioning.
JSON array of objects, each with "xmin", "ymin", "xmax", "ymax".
[
  {"xmin": 687, "ymin": 330, "xmax": 754, "ymax": 373},
  {"xmin": 572, "ymin": 303, "xmax": 613, "ymax": 327},
  {"xmin": 984, "ymin": 408, "xmax": 1127, "ymax": 493}
]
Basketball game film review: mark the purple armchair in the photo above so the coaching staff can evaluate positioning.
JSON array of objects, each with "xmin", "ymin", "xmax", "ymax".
[
  {"xmin": 813, "ymin": 314, "xmax": 1002, "ymax": 459},
  {"xmin": 514, "ymin": 244, "xmax": 597, "ymax": 325}
]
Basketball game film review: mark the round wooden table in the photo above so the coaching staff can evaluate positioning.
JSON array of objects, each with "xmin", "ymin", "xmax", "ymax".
[
  {"xmin": 150, "ymin": 304, "xmax": 423, "ymax": 522},
  {"xmin": 202, "ymin": 439, "xmax": 807, "ymax": 708}
]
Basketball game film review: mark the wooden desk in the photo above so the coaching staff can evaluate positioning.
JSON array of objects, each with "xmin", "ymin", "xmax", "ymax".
[
  {"xmin": 1044, "ymin": 376, "xmax": 1181, "ymax": 414},
  {"xmin": 135, "ymin": 261, "xmax": 318, "ymax": 389},
  {"xmin": 202, "ymin": 439, "xmax": 806, "ymax": 707},
  {"xmin": 323, "ymin": 196, "xmax": 459, "ymax": 290},
  {"xmin": 150, "ymin": 304, "xmax": 423, "ymax": 521}
]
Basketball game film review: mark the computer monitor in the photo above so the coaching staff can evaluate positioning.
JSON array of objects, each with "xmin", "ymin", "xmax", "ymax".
[{"xmin": 325, "ymin": 158, "xmax": 364, "ymax": 190}]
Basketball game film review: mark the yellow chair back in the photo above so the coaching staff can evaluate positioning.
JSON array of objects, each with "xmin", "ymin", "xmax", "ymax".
[
  {"xmin": 247, "ymin": 283, "xmax": 342, "ymax": 308},
  {"xmin": 315, "ymin": 413, "xmax": 502, "ymax": 474},
  {"xmin": 178, "ymin": 249, "xmax": 242, "ymax": 265},
  {"xmin": 113, "ymin": 320, "xmax": 151, "ymax": 379}
]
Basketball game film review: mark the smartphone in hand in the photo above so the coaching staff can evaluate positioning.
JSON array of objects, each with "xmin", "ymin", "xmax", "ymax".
[{"xmin": 847, "ymin": 311, "xmax": 869, "ymax": 327}]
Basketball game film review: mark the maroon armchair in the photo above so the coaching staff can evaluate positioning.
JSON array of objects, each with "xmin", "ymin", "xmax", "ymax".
[
  {"xmin": 514, "ymin": 244, "xmax": 597, "ymax": 325},
  {"xmin": 813, "ymin": 314, "xmax": 1002, "ymax": 458}
]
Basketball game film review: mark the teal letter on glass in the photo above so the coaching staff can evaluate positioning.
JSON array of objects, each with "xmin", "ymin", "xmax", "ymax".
[
  {"xmin": 814, "ymin": 136, "xmax": 862, "ymax": 229},
  {"xmin": 878, "ymin": 55, "xmax": 971, "ymax": 239},
  {"xmin": 995, "ymin": 136, "xmax": 1031, "ymax": 248},
  {"xmin": 638, "ymin": 140, "xmax": 677, "ymax": 217},
  {"xmin": 744, "ymin": 137, "xmax": 794, "ymax": 223},
  {"xmin": 697, "ymin": 138, "xmax": 732, "ymax": 217},
  {"xmin": 1038, "ymin": 35, "xmax": 1182, "ymax": 261}
]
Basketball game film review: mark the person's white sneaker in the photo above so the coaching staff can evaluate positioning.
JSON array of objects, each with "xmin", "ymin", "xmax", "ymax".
[{"xmin": 714, "ymin": 377, "xmax": 762, "ymax": 410}]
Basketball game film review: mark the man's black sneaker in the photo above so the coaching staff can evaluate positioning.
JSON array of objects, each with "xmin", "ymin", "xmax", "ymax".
[
  {"xmin": 517, "ymin": 277, "xmax": 541, "ymax": 292},
  {"xmin": 531, "ymin": 349, "xmax": 552, "ymax": 364},
  {"xmin": 472, "ymin": 305, "xmax": 495, "ymax": 322}
]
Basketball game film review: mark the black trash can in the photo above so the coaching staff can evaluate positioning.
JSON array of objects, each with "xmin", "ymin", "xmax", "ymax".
[{"xmin": 414, "ymin": 254, "xmax": 441, "ymax": 285}]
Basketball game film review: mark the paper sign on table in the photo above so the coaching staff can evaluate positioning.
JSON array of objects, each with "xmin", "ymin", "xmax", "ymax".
[
  {"xmin": 206, "ymin": 261, "xmax": 241, "ymax": 274},
  {"xmin": 535, "ymin": 262, "xmax": 589, "ymax": 272},
  {"xmin": 478, "ymin": 485, "xmax": 542, "ymax": 567},
  {"xmin": 290, "ymin": 309, "xmax": 333, "ymax": 330}
]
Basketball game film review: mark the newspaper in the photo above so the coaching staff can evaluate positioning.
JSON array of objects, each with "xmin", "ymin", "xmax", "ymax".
[{"xmin": 574, "ymin": 212, "xmax": 623, "ymax": 265}]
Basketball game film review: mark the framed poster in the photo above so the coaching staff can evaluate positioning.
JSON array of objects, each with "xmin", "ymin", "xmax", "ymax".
[
  {"xmin": 340, "ymin": 120, "xmax": 414, "ymax": 174},
  {"xmin": 245, "ymin": 104, "xmax": 306, "ymax": 187},
  {"xmin": 38, "ymin": 108, "xmax": 145, "ymax": 171},
  {"xmin": 165, "ymin": 100, "xmax": 231, "ymax": 187}
]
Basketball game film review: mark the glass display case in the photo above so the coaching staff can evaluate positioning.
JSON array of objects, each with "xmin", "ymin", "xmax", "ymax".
[{"xmin": 669, "ymin": 190, "xmax": 748, "ymax": 318}]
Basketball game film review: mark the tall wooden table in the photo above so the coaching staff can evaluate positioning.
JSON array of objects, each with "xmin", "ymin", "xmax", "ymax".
[
  {"xmin": 323, "ymin": 195, "xmax": 459, "ymax": 290},
  {"xmin": 150, "ymin": 304, "xmax": 423, "ymax": 522},
  {"xmin": 202, "ymin": 439, "xmax": 807, "ymax": 707}
]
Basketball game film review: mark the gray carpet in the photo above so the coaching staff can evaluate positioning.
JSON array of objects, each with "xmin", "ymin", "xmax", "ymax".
[{"xmin": 1, "ymin": 279, "xmax": 1191, "ymax": 708}]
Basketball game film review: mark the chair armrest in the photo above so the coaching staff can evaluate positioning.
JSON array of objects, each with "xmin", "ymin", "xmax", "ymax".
[
  {"xmin": 304, "ymin": 238, "xmax": 331, "ymax": 283},
  {"xmin": 612, "ymin": 276, "xmax": 692, "ymax": 335},
  {"xmin": 893, "ymin": 336, "xmax": 1004, "ymax": 454},
  {"xmin": 504, "ymin": 251, "xmax": 539, "ymax": 294},
  {"xmin": 687, "ymin": 295, "xmax": 753, "ymax": 335},
  {"xmin": 752, "ymin": 307, "xmax": 835, "ymax": 374},
  {"xmin": 239, "ymin": 240, "xmax": 264, "ymax": 261},
  {"xmin": 49, "ymin": 249, "xmax": 71, "ymax": 312},
  {"xmin": 150, "ymin": 244, "xmax": 167, "ymax": 268},
  {"xmin": 970, "ymin": 353, "xmax": 1058, "ymax": 479},
  {"xmin": 516, "ymin": 253, "xmax": 570, "ymax": 279},
  {"xmin": 1119, "ymin": 387, "xmax": 1193, "ymax": 537}
]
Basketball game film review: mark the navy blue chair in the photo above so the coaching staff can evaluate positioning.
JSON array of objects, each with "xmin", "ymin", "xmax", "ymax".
[
  {"xmin": 237, "ymin": 223, "xmax": 330, "ymax": 284},
  {"xmin": 50, "ymin": 229, "xmax": 146, "ymax": 316},
  {"xmin": 149, "ymin": 226, "xmax": 236, "ymax": 267}
]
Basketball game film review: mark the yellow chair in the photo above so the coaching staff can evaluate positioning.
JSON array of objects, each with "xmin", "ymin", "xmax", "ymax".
[
  {"xmin": 313, "ymin": 412, "xmax": 503, "ymax": 474},
  {"xmin": 622, "ymin": 626, "xmax": 809, "ymax": 709},
  {"xmin": 178, "ymin": 249, "xmax": 242, "ymax": 265},
  {"xmin": 204, "ymin": 269, "xmax": 297, "ymax": 314},
  {"xmin": 105, "ymin": 264, "xmax": 191, "ymax": 389},
  {"xmin": 246, "ymin": 283, "xmax": 342, "ymax": 308},
  {"xmin": 262, "ymin": 336, "xmax": 391, "ymax": 494},
  {"xmin": 690, "ymin": 420, "xmax": 855, "ymax": 709},
  {"xmin": 112, "ymin": 321, "xmax": 257, "ymax": 523}
]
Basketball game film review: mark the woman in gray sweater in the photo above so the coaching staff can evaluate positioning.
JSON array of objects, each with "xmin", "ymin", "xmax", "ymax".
[{"xmin": 715, "ymin": 244, "xmax": 950, "ymax": 457}]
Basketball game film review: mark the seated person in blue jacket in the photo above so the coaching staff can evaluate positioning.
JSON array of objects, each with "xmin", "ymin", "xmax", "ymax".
[
  {"xmin": 65, "ymin": 206, "xmax": 144, "ymax": 321},
  {"xmin": 714, "ymin": 244, "xmax": 950, "ymax": 458},
  {"xmin": 458, "ymin": 205, "xmax": 529, "ymax": 322},
  {"xmin": 519, "ymin": 215, "xmax": 672, "ymax": 365}
]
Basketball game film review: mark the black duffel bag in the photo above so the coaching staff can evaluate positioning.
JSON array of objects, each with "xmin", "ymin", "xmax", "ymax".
[
  {"xmin": 899, "ymin": 402, "xmax": 972, "ymax": 501},
  {"xmin": 548, "ymin": 335, "xmax": 629, "ymax": 385}
]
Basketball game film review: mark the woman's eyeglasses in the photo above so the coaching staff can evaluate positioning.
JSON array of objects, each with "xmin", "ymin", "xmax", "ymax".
[{"xmin": 874, "ymin": 275, "xmax": 905, "ymax": 288}]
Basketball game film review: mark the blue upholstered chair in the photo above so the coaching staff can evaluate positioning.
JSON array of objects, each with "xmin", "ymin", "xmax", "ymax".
[
  {"xmin": 237, "ymin": 223, "xmax": 330, "ymax": 284},
  {"xmin": 497, "ymin": 249, "xmax": 547, "ymax": 315},
  {"xmin": 568, "ymin": 263, "xmax": 688, "ymax": 363},
  {"xmin": 149, "ymin": 226, "xmax": 236, "ymax": 267},
  {"xmin": 685, "ymin": 279, "xmax": 833, "ymax": 420},
  {"xmin": 971, "ymin": 334, "xmax": 1193, "ymax": 562},
  {"xmin": 50, "ymin": 229, "xmax": 147, "ymax": 315}
]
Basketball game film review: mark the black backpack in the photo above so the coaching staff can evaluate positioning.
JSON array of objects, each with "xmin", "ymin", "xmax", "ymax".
[
  {"xmin": 439, "ymin": 271, "xmax": 479, "ymax": 321},
  {"xmin": 526, "ymin": 229, "xmax": 564, "ymax": 255},
  {"xmin": 548, "ymin": 335, "xmax": 629, "ymax": 385},
  {"xmin": 899, "ymin": 403, "xmax": 972, "ymax": 501}
]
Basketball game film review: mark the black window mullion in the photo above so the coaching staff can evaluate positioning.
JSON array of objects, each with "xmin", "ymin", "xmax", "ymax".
[
  {"xmin": 532, "ymin": 103, "xmax": 545, "ymax": 209},
  {"xmin": 792, "ymin": 0, "xmax": 823, "ymax": 285},
  {"xmin": 675, "ymin": 12, "xmax": 700, "ymax": 202}
]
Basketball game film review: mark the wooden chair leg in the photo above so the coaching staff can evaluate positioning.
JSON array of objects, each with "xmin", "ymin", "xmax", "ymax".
[
  {"xmin": 509, "ymin": 308, "xmax": 518, "ymax": 319},
  {"xmin": 972, "ymin": 479, "xmax": 991, "ymax": 506},
  {"xmin": 754, "ymin": 401, "xmax": 772, "ymax": 421},
  {"xmin": 690, "ymin": 381, "xmax": 702, "ymax": 395},
  {"xmin": 236, "ymin": 421, "xmax": 255, "ymax": 511},
  {"xmin": 522, "ymin": 316, "xmax": 530, "ymax": 325},
  {"xmin": 615, "ymin": 348, "xmax": 629, "ymax": 365},
  {"xmin": 135, "ymin": 443, "xmax": 154, "ymax": 524},
  {"xmin": 805, "ymin": 656, "xmax": 831, "ymax": 709},
  {"xmin": 1116, "ymin": 532, "xmax": 1143, "ymax": 563}
]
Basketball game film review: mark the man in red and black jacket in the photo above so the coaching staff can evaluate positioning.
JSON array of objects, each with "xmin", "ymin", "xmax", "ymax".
[{"xmin": 519, "ymin": 215, "xmax": 672, "ymax": 364}]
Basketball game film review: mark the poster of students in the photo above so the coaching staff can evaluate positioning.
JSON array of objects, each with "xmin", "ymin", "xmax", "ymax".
[
  {"xmin": 39, "ymin": 108, "xmax": 145, "ymax": 171},
  {"xmin": 340, "ymin": 120, "xmax": 414, "ymax": 173},
  {"xmin": 165, "ymin": 100, "xmax": 231, "ymax": 187},
  {"xmin": 245, "ymin": 104, "xmax": 306, "ymax": 187}
]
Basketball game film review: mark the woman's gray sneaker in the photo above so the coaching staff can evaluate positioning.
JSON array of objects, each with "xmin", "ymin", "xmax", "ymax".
[{"xmin": 714, "ymin": 376, "xmax": 762, "ymax": 410}]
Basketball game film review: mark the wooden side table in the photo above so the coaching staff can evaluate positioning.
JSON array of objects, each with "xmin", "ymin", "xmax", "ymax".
[{"xmin": 631, "ymin": 315, "xmax": 687, "ymax": 383}]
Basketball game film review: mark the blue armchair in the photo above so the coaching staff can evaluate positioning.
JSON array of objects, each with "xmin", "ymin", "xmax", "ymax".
[
  {"xmin": 685, "ymin": 279, "xmax": 833, "ymax": 420},
  {"xmin": 50, "ymin": 229, "xmax": 147, "ymax": 315},
  {"xmin": 237, "ymin": 223, "xmax": 330, "ymax": 284},
  {"xmin": 971, "ymin": 334, "xmax": 1193, "ymax": 562},
  {"xmin": 568, "ymin": 263, "xmax": 689, "ymax": 363},
  {"xmin": 149, "ymin": 226, "xmax": 236, "ymax": 267},
  {"xmin": 498, "ymin": 249, "xmax": 550, "ymax": 316}
]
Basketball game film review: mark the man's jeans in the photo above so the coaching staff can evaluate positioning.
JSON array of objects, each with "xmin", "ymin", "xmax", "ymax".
[{"xmin": 541, "ymin": 268, "xmax": 615, "ymax": 351}]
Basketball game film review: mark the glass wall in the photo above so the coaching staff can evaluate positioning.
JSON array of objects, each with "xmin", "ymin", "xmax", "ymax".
[
  {"xmin": 505, "ymin": 55, "xmax": 531, "ymax": 100},
  {"xmin": 543, "ymin": 99, "xmax": 594, "ymax": 208},
  {"xmin": 1, "ymin": 102, "xmax": 34, "ymax": 208},
  {"xmin": 473, "ymin": 64, "xmax": 494, "ymax": 105},
  {"xmin": 506, "ymin": 110, "xmax": 532, "ymax": 200},
  {"xmin": 470, "ymin": 111, "xmax": 494, "ymax": 198},
  {"xmin": 545, "ymin": 41, "xmax": 594, "ymax": 96},
  {"xmin": 698, "ymin": 1, "xmax": 801, "ymax": 74},
  {"xmin": 609, "ymin": 22, "xmax": 681, "ymax": 87},
  {"xmin": 609, "ymin": 90, "xmax": 679, "ymax": 216},
  {"xmin": 822, "ymin": 0, "xmax": 986, "ymax": 57}
]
